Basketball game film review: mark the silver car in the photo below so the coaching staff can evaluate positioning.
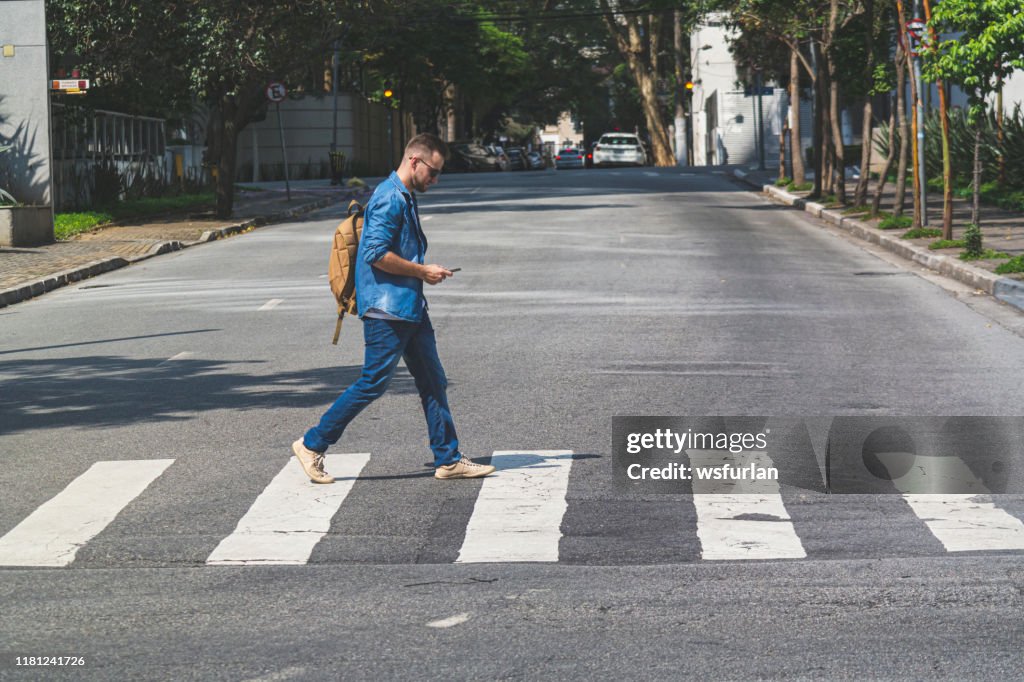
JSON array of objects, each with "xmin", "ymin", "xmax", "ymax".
[
  {"xmin": 554, "ymin": 147, "xmax": 585, "ymax": 170},
  {"xmin": 592, "ymin": 133, "xmax": 646, "ymax": 167}
]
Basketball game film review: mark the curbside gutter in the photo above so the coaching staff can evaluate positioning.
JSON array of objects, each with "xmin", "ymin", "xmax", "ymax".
[
  {"xmin": 0, "ymin": 187, "xmax": 371, "ymax": 309},
  {"xmin": 734, "ymin": 170, "xmax": 1024, "ymax": 314}
]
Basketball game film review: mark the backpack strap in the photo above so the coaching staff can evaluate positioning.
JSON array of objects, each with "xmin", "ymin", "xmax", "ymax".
[{"xmin": 331, "ymin": 307, "xmax": 345, "ymax": 345}]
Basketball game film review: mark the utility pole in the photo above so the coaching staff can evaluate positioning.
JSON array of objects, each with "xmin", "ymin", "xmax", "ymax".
[
  {"xmin": 673, "ymin": 9, "xmax": 688, "ymax": 166},
  {"xmin": 330, "ymin": 39, "xmax": 340, "ymax": 153},
  {"xmin": 810, "ymin": 40, "xmax": 823, "ymax": 198},
  {"xmin": 756, "ymin": 68, "xmax": 766, "ymax": 171}
]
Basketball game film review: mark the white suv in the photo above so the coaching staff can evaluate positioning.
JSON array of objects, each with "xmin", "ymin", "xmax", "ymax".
[{"xmin": 592, "ymin": 133, "xmax": 646, "ymax": 167}]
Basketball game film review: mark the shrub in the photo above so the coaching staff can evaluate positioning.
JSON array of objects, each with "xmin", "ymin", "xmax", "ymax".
[
  {"xmin": 902, "ymin": 227, "xmax": 942, "ymax": 239},
  {"xmin": 995, "ymin": 255, "xmax": 1024, "ymax": 274},
  {"xmin": 962, "ymin": 223, "xmax": 983, "ymax": 258},
  {"xmin": 879, "ymin": 214, "xmax": 913, "ymax": 230},
  {"xmin": 929, "ymin": 239, "xmax": 965, "ymax": 250},
  {"xmin": 960, "ymin": 249, "xmax": 1010, "ymax": 261}
]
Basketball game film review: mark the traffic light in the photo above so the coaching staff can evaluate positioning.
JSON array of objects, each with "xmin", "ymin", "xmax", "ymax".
[
  {"xmin": 383, "ymin": 80, "xmax": 394, "ymax": 99},
  {"xmin": 685, "ymin": 80, "xmax": 694, "ymax": 91}
]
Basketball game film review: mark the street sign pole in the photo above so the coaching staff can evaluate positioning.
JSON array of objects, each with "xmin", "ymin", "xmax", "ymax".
[
  {"xmin": 266, "ymin": 81, "xmax": 291, "ymax": 201},
  {"xmin": 276, "ymin": 102, "xmax": 291, "ymax": 201}
]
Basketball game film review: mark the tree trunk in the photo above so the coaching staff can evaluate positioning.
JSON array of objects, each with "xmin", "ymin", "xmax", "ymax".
[
  {"xmin": 827, "ymin": 0, "xmax": 845, "ymax": 204},
  {"xmin": 601, "ymin": 7, "xmax": 675, "ymax": 167},
  {"xmin": 972, "ymin": 127, "xmax": 982, "ymax": 227},
  {"xmin": 789, "ymin": 47, "xmax": 805, "ymax": 184},
  {"xmin": 871, "ymin": 95, "xmax": 897, "ymax": 218},
  {"xmin": 997, "ymin": 74, "xmax": 1005, "ymax": 187},
  {"xmin": 853, "ymin": 0, "xmax": 875, "ymax": 207},
  {"xmin": 894, "ymin": 45, "xmax": 909, "ymax": 217},
  {"xmin": 853, "ymin": 99, "xmax": 873, "ymax": 206},
  {"xmin": 637, "ymin": 70, "xmax": 675, "ymax": 166},
  {"xmin": 779, "ymin": 125, "xmax": 788, "ymax": 182},
  {"xmin": 213, "ymin": 85, "xmax": 265, "ymax": 219},
  {"xmin": 922, "ymin": 0, "xmax": 953, "ymax": 238},
  {"xmin": 811, "ymin": 40, "xmax": 824, "ymax": 199},
  {"xmin": 215, "ymin": 95, "xmax": 239, "ymax": 220}
]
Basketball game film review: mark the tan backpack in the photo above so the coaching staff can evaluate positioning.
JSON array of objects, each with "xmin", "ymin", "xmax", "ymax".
[{"xmin": 328, "ymin": 200, "xmax": 365, "ymax": 344}]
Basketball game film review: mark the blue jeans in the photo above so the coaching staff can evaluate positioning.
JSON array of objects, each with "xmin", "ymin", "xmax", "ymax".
[{"xmin": 303, "ymin": 313, "xmax": 461, "ymax": 467}]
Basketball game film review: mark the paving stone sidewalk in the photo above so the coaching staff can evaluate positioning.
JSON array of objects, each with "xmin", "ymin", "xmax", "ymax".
[
  {"xmin": 0, "ymin": 185, "xmax": 370, "ymax": 308},
  {"xmin": 733, "ymin": 167, "xmax": 1024, "ymax": 313}
]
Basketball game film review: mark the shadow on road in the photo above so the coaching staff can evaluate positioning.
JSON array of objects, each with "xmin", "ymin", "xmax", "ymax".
[{"xmin": 0, "ymin": 354, "xmax": 422, "ymax": 435}]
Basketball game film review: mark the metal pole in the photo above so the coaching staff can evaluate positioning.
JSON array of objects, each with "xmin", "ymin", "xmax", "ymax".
[
  {"xmin": 276, "ymin": 102, "xmax": 291, "ymax": 201},
  {"xmin": 756, "ymin": 70, "xmax": 766, "ymax": 170},
  {"xmin": 913, "ymin": 0, "xmax": 927, "ymax": 225},
  {"xmin": 252, "ymin": 125, "xmax": 259, "ymax": 183},
  {"xmin": 809, "ymin": 41, "xmax": 822, "ymax": 197},
  {"xmin": 331, "ymin": 40, "xmax": 340, "ymax": 153}
]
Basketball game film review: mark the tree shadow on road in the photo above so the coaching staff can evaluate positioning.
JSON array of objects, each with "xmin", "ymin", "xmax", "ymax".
[{"xmin": 0, "ymin": 354, "xmax": 422, "ymax": 435}]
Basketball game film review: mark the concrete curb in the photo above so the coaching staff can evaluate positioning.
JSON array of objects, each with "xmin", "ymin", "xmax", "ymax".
[
  {"xmin": 733, "ymin": 170, "xmax": 1024, "ymax": 314},
  {"xmin": 0, "ymin": 188, "xmax": 368, "ymax": 309}
]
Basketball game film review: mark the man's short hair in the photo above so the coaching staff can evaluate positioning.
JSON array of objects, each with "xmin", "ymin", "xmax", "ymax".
[{"xmin": 405, "ymin": 133, "xmax": 448, "ymax": 160}]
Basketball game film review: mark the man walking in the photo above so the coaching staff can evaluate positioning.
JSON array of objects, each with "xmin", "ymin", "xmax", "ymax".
[{"xmin": 292, "ymin": 133, "xmax": 495, "ymax": 483}]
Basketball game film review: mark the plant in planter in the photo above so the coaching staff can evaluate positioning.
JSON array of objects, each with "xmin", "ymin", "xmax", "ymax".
[
  {"xmin": 0, "ymin": 142, "xmax": 54, "ymax": 247},
  {"xmin": 0, "ymin": 142, "xmax": 17, "ymax": 205}
]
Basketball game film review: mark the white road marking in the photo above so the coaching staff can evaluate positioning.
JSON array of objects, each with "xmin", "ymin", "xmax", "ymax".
[
  {"xmin": 258, "ymin": 299, "xmax": 284, "ymax": 311},
  {"xmin": 206, "ymin": 454, "xmax": 369, "ymax": 565},
  {"xmin": 456, "ymin": 450, "xmax": 574, "ymax": 563},
  {"xmin": 644, "ymin": 171, "xmax": 659, "ymax": 177},
  {"xmin": 688, "ymin": 450, "xmax": 806, "ymax": 560},
  {"xmin": 904, "ymin": 495, "xmax": 1024, "ymax": 552},
  {"xmin": 421, "ymin": 215, "xmax": 433, "ymax": 221},
  {"xmin": 426, "ymin": 613, "xmax": 471, "ymax": 629},
  {"xmin": 160, "ymin": 351, "xmax": 193, "ymax": 365},
  {"xmin": 0, "ymin": 459, "xmax": 174, "ymax": 567},
  {"xmin": 874, "ymin": 453, "xmax": 1024, "ymax": 551}
]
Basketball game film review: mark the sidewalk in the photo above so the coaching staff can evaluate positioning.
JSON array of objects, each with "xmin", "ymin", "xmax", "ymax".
[
  {"xmin": 0, "ymin": 180, "xmax": 374, "ymax": 308},
  {"xmin": 732, "ymin": 167, "xmax": 1024, "ymax": 313}
]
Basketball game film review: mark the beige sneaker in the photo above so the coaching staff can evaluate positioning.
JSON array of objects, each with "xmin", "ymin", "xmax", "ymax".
[
  {"xmin": 292, "ymin": 439, "xmax": 335, "ymax": 484},
  {"xmin": 435, "ymin": 456, "xmax": 495, "ymax": 480}
]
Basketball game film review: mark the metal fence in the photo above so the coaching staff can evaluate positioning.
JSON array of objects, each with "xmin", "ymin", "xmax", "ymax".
[{"xmin": 50, "ymin": 104, "xmax": 168, "ymax": 210}]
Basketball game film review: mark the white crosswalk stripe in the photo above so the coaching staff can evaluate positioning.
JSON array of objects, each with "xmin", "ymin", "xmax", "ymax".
[
  {"xmin": 0, "ymin": 459, "xmax": 174, "ymax": 567},
  {"xmin": 5, "ymin": 451, "xmax": 1024, "ymax": 567},
  {"xmin": 457, "ymin": 450, "xmax": 574, "ymax": 563},
  {"xmin": 206, "ymin": 454, "xmax": 369, "ymax": 565},
  {"xmin": 687, "ymin": 450, "xmax": 806, "ymax": 560},
  {"xmin": 903, "ymin": 495, "xmax": 1024, "ymax": 552}
]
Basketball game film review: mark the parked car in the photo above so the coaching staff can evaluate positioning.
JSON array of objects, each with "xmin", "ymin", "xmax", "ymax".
[
  {"xmin": 506, "ymin": 147, "xmax": 529, "ymax": 171},
  {"xmin": 584, "ymin": 141, "xmax": 597, "ymax": 168},
  {"xmin": 525, "ymin": 150, "xmax": 546, "ymax": 170},
  {"xmin": 485, "ymin": 145, "xmax": 510, "ymax": 171},
  {"xmin": 554, "ymin": 147, "xmax": 585, "ymax": 170},
  {"xmin": 448, "ymin": 142, "xmax": 503, "ymax": 172},
  {"xmin": 592, "ymin": 133, "xmax": 646, "ymax": 167}
]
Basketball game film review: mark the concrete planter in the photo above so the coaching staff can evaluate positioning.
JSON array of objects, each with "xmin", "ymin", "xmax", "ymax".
[{"xmin": 0, "ymin": 206, "xmax": 54, "ymax": 247}]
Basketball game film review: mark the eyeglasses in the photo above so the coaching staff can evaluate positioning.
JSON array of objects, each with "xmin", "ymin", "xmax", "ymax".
[{"xmin": 412, "ymin": 156, "xmax": 441, "ymax": 179}]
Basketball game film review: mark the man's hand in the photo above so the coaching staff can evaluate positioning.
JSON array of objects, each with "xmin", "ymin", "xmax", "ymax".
[
  {"xmin": 373, "ymin": 253, "xmax": 453, "ymax": 285},
  {"xmin": 421, "ymin": 264, "xmax": 454, "ymax": 285}
]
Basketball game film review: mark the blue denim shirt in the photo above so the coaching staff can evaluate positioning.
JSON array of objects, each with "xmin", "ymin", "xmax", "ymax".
[{"xmin": 355, "ymin": 172, "xmax": 428, "ymax": 322}]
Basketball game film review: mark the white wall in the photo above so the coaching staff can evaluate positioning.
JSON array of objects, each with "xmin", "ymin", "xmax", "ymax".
[{"xmin": 0, "ymin": 0, "xmax": 52, "ymax": 206}]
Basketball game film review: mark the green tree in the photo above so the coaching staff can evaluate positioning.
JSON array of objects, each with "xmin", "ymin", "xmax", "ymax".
[
  {"xmin": 924, "ymin": 0, "xmax": 1024, "ymax": 227},
  {"xmin": 48, "ymin": 0, "xmax": 348, "ymax": 218},
  {"xmin": 599, "ymin": 0, "xmax": 679, "ymax": 166}
]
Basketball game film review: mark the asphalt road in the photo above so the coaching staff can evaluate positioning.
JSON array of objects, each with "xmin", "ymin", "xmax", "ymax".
[{"xmin": 1, "ymin": 166, "xmax": 1023, "ymax": 680}]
